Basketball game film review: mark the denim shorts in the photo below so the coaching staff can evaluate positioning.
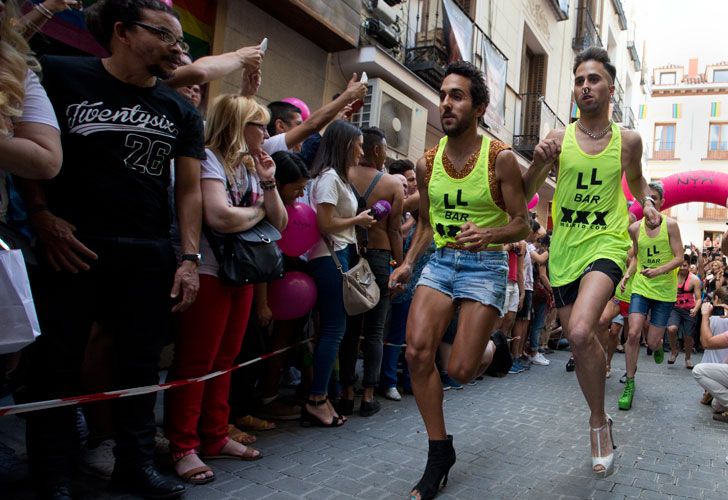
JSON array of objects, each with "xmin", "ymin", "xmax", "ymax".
[
  {"xmin": 629, "ymin": 293, "xmax": 674, "ymax": 328},
  {"xmin": 416, "ymin": 247, "xmax": 509, "ymax": 315}
]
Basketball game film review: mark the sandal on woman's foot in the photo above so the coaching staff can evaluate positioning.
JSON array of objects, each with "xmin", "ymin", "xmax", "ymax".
[
  {"xmin": 235, "ymin": 414, "xmax": 276, "ymax": 431},
  {"xmin": 172, "ymin": 450, "xmax": 215, "ymax": 485},
  {"xmin": 227, "ymin": 424, "xmax": 256, "ymax": 445},
  {"xmin": 201, "ymin": 438, "xmax": 262, "ymax": 461},
  {"xmin": 301, "ymin": 398, "xmax": 345, "ymax": 428},
  {"xmin": 685, "ymin": 359, "xmax": 694, "ymax": 370}
]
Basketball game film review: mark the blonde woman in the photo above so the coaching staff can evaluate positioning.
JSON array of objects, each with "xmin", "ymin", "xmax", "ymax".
[
  {"xmin": 0, "ymin": 0, "xmax": 61, "ymax": 221},
  {"xmin": 165, "ymin": 95, "xmax": 287, "ymax": 484}
]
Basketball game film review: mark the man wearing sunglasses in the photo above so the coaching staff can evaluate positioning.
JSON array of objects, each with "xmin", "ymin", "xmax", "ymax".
[{"xmin": 17, "ymin": 1, "xmax": 204, "ymax": 498}]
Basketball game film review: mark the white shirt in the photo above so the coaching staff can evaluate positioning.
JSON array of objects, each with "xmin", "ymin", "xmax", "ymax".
[
  {"xmin": 1, "ymin": 71, "xmax": 59, "ymax": 222},
  {"xmin": 307, "ymin": 168, "xmax": 357, "ymax": 260},
  {"xmin": 262, "ymin": 132, "xmax": 289, "ymax": 156}
]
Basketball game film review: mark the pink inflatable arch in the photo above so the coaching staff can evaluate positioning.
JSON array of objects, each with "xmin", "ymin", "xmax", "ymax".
[{"xmin": 628, "ymin": 170, "xmax": 728, "ymax": 220}]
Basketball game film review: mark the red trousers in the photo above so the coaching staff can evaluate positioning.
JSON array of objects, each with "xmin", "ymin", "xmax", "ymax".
[{"xmin": 164, "ymin": 275, "xmax": 253, "ymax": 454}]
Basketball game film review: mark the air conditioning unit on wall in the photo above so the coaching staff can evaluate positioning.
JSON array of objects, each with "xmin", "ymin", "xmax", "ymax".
[{"xmin": 351, "ymin": 78, "xmax": 428, "ymax": 161}]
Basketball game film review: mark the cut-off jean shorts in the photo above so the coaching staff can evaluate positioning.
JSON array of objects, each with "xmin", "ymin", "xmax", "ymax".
[{"xmin": 416, "ymin": 247, "xmax": 509, "ymax": 316}]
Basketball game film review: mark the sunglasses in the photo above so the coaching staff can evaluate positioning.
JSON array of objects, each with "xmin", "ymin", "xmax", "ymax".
[{"xmin": 130, "ymin": 21, "xmax": 190, "ymax": 52}]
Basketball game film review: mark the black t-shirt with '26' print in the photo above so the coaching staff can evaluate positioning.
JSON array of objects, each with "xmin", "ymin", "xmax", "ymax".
[{"xmin": 39, "ymin": 56, "xmax": 205, "ymax": 239}]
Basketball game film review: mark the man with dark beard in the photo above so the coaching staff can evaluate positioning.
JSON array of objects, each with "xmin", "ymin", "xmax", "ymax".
[
  {"xmin": 389, "ymin": 61, "xmax": 529, "ymax": 500},
  {"xmin": 17, "ymin": 1, "xmax": 204, "ymax": 498}
]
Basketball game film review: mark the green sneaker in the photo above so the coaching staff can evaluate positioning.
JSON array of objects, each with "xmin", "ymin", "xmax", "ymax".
[
  {"xmin": 619, "ymin": 378, "xmax": 635, "ymax": 410},
  {"xmin": 653, "ymin": 345, "xmax": 664, "ymax": 364}
]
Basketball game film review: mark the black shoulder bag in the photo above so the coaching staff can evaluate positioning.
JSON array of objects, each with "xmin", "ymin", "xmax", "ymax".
[{"xmin": 203, "ymin": 168, "xmax": 284, "ymax": 285}]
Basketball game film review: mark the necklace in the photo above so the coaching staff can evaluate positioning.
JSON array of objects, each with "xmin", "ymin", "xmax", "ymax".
[{"xmin": 576, "ymin": 119, "xmax": 612, "ymax": 139}]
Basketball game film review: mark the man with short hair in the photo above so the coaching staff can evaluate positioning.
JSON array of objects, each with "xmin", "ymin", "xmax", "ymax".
[
  {"xmin": 19, "ymin": 1, "xmax": 204, "ymax": 497},
  {"xmin": 666, "ymin": 258, "xmax": 702, "ymax": 368},
  {"xmin": 389, "ymin": 158, "xmax": 419, "ymax": 212},
  {"xmin": 619, "ymin": 182, "xmax": 683, "ymax": 410},
  {"xmin": 524, "ymin": 47, "xmax": 661, "ymax": 476},
  {"xmin": 389, "ymin": 61, "xmax": 529, "ymax": 499},
  {"xmin": 339, "ymin": 126, "xmax": 404, "ymax": 417}
]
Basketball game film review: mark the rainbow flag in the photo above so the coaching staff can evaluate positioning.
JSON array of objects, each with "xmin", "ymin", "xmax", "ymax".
[
  {"xmin": 571, "ymin": 102, "xmax": 580, "ymax": 119},
  {"xmin": 638, "ymin": 104, "xmax": 647, "ymax": 119},
  {"xmin": 672, "ymin": 103, "xmax": 682, "ymax": 119},
  {"xmin": 711, "ymin": 101, "xmax": 721, "ymax": 118},
  {"xmin": 24, "ymin": 0, "xmax": 215, "ymax": 59},
  {"xmin": 173, "ymin": 0, "xmax": 216, "ymax": 59}
]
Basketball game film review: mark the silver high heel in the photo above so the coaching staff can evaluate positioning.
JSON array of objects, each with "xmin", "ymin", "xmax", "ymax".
[{"xmin": 590, "ymin": 414, "xmax": 616, "ymax": 477}]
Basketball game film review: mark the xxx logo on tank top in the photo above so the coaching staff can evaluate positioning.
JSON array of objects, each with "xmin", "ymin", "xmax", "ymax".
[{"xmin": 559, "ymin": 168, "xmax": 609, "ymax": 230}]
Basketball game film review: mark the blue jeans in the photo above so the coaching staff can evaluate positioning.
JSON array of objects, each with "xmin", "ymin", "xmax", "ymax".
[
  {"xmin": 380, "ymin": 299, "xmax": 412, "ymax": 390},
  {"xmin": 629, "ymin": 293, "xmax": 674, "ymax": 328},
  {"xmin": 529, "ymin": 300, "xmax": 548, "ymax": 351},
  {"xmin": 309, "ymin": 248, "xmax": 350, "ymax": 395}
]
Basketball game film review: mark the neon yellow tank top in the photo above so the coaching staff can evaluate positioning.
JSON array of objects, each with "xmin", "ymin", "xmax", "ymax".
[
  {"xmin": 614, "ymin": 273, "xmax": 633, "ymax": 302},
  {"xmin": 549, "ymin": 122, "xmax": 631, "ymax": 286},
  {"xmin": 428, "ymin": 135, "xmax": 509, "ymax": 249},
  {"xmin": 631, "ymin": 218, "xmax": 678, "ymax": 302}
]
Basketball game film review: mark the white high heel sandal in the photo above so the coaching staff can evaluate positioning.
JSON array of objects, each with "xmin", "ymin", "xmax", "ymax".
[{"xmin": 590, "ymin": 414, "xmax": 616, "ymax": 477}]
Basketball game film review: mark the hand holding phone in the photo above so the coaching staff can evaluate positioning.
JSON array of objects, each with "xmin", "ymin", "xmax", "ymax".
[{"xmin": 260, "ymin": 38, "xmax": 268, "ymax": 54}]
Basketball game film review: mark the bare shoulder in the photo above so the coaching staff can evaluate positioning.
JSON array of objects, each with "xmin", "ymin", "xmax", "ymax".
[
  {"xmin": 666, "ymin": 216, "xmax": 680, "ymax": 230},
  {"xmin": 620, "ymin": 128, "xmax": 643, "ymax": 149},
  {"xmin": 628, "ymin": 220, "xmax": 641, "ymax": 235}
]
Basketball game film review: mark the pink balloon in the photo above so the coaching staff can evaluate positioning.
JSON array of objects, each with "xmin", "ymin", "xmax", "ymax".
[
  {"xmin": 277, "ymin": 202, "xmax": 320, "ymax": 257},
  {"xmin": 527, "ymin": 193, "xmax": 539, "ymax": 210},
  {"xmin": 621, "ymin": 174, "xmax": 635, "ymax": 202},
  {"xmin": 629, "ymin": 169, "xmax": 728, "ymax": 220},
  {"xmin": 268, "ymin": 271, "xmax": 317, "ymax": 321},
  {"xmin": 281, "ymin": 97, "xmax": 310, "ymax": 121}
]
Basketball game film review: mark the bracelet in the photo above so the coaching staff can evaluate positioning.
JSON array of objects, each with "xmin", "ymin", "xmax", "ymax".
[
  {"xmin": 641, "ymin": 195, "xmax": 656, "ymax": 207},
  {"xmin": 34, "ymin": 3, "xmax": 54, "ymax": 19},
  {"xmin": 259, "ymin": 180, "xmax": 277, "ymax": 191},
  {"xmin": 26, "ymin": 204, "xmax": 49, "ymax": 216}
]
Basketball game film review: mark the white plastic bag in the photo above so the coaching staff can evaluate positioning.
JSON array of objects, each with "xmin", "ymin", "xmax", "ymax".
[{"xmin": 0, "ymin": 247, "xmax": 41, "ymax": 354}]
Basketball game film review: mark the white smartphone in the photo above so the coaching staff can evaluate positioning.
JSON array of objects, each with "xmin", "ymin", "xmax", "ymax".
[
  {"xmin": 360, "ymin": 71, "xmax": 368, "ymax": 84},
  {"xmin": 260, "ymin": 37, "xmax": 268, "ymax": 54}
]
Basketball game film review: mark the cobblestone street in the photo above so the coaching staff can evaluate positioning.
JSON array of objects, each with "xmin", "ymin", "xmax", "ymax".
[{"xmin": 2, "ymin": 349, "xmax": 728, "ymax": 499}]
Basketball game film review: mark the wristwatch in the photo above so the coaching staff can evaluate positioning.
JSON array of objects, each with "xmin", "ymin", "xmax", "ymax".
[{"xmin": 181, "ymin": 253, "xmax": 202, "ymax": 266}]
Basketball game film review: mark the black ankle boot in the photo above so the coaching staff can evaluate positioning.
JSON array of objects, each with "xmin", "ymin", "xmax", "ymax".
[
  {"xmin": 411, "ymin": 435, "xmax": 456, "ymax": 499},
  {"xmin": 109, "ymin": 464, "xmax": 185, "ymax": 499}
]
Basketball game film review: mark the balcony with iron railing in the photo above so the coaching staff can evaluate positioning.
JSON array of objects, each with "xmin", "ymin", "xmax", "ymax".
[
  {"xmin": 611, "ymin": 76, "xmax": 624, "ymax": 123},
  {"xmin": 545, "ymin": 0, "xmax": 570, "ymax": 21},
  {"xmin": 623, "ymin": 106, "xmax": 636, "ymax": 129},
  {"xmin": 610, "ymin": 0, "xmax": 628, "ymax": 30},
  {"xmin": 513, "ymin": 93, "xmax": 566, "ymax": 160},
  {"xmin": 573, "ymin": 5, "xmax": 602, "ymax": 51},
  {"xmin": 399, "ymin": 1, "xmax": 508, "ymax": 96},
  {"xmin": 627, "ymin": 41, "xmax": 641, "ymax": 72}
]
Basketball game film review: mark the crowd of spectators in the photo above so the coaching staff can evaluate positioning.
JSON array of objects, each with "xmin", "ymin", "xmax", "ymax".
[{"xmin": 1, "ymin": 1, "xmax": 728, "ymax": 499}]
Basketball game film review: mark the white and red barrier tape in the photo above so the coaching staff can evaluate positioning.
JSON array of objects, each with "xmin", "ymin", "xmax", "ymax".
[
  {"xmin": 0, "ymin": 338, "xmax": 409, "ymax": 417},
  {"xmin": 0, "ymin": 339, "xmax": 312, "ymax": 417}
]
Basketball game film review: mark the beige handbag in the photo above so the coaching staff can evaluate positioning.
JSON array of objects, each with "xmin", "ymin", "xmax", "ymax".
[{"xmin": 325, "ymin": 238, "xmax": 380, "ymax": 315}]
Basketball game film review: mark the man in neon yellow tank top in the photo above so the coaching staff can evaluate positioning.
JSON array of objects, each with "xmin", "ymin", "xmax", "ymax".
[
  {"xmin": 619, "ymin": 182, "xmax": 683, "ymax": 410},
  {"xmin": 389, "ymin": 61, "xmax": 530, "ymax": 500},
  {"xmin": 523, "ymin": 47, "xmax": 662, "ymax": 478}
]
